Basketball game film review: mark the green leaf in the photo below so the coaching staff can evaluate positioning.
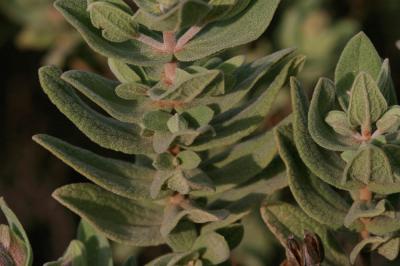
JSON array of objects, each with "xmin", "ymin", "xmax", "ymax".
[
  {"xmin": 197, "ymin": 48, "xmax": 295, "ymax": 114},
  {"xmin": 335, "ymin": 32, "xmax": 382, "ymax": 109},
  {"xmin": 143, "ymin": 111, "xmax": 173, "ymax": 132},
  {"xmin": 366, "ymin": 212, "xmax": 400, "ymax": 235},
  {"xmin": 177, "ymin": 150, "xmax": 201, "ymax": 170},
  {"xmin": 77, "ymin": 219, "xmax": 113, "ymax": 266},
  {"xmin": 215, "ymin": 223, "xmax": 244, "ymax": 250},
  {"xmin": 350, "ymin": 237, "xmax": 387, "ymax": 264},
  {"xmin": 153, "ymin": 153, "xmax": 176, "ymax": 171},
  {"xmin": 275, "ymin": 124, "xmax": 350, "ymax": 229},
  {"xmin": 181, "ymin": 106, "xmax": 214, "ymax": 128},
  {"xmin": 175, "ymin": 0, "xmax": 280, "ymax": 61},
  {"xmin": 44, "ymin": 240, "xmax": 88, "ymax": 266},
  {"xmin": 88, "ymin": 1, "xmax": 138, "ymax": 42},
  {"xmin": 108, "ymin": 58, "xmax": 143, "ymax": 83},
  {"xmin": 115, "ymin": 82, "xmax": 150, "ymax": 100},
  {"xmin": 133, "ymin": 0, "xmax": 210, "ymax": 32},
  {"xmin": 190, "ymin": 55, "xmax": 304, "ymax": 151},
  {"xmin": 290, "ymin": 77, "xmax": 361, "ymax": 190},
  {"xmin": 192, "ymin": 232, "xmax": 230, "ymax": 264},
  {"xmin": 325, "ymin": 111, "xmax": 356, "ymax": 137},
  {"xmin": 167, "ymin": 114, "xmax": 188, "ymax": 133},
  {"xmin": 153, "ymin": 131, "xmax": 176, "ymax": 154},
  {"xmin": 204, "ymin": 0, "xmax": 251, "ymax": 23},
  {"xmin": 0, "ymin": 198, "xmax": 32, "ymax": 266},
  {"xmin": 348, "ymin": 72, "xmax": 387, "ymax": 130},
  {"xmin": 261, "ymin": 202, "xmax": 350, "ymax": 266},
  {"xmin": 376, "ymin": 106, "xmax": 400, "ymax": 134},
  {"xmin": 343, "ymin": 145, "xmax": 393, "ymax": 187},
  {"xmin": 344, "ymin": 200, "xmax": 386, "ymax": 228},
  {"xmin": 38, "ymin": 66, "xmax": 153, "ymax": 155},
  {"xmin": 377, "ymin": 59, "xmax": 397, "ymax": 105},
  {"xmin": 33, "ymin": 134, "xmax": 155, "ymax": 200},
  {"xmin": 378, "ymin": 238, "xmax": 400, "ymax": 260},
  {"xmin": 53, "ymin": 183, "xmax": 165, "ymax": 246},
  {"xmin": 308, "ymin": 78, "xmax": 360, "ymax": 151},
  {"xmin": 166, "ymin": 220, "xmax": 197, "ymax": 252},
  {"xmin": 54, "ymin": 0, "xmax": 172, "ymax": 66},
  {"xmin": 145, "ymin": 251, "xmax": 199, "ymax": 266},
  {"xmin": 62, "ymin": 70, "xmax": 152, "ymax": 124}
]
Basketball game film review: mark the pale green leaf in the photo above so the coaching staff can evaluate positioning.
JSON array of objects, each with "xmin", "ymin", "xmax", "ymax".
[
  {"xmin": 115, "ymin": 82, "xmax": 150, "ymax": 100},
  {"xmin": 348, "ymin": 72, "xmax": 387, "ymax": 130},
  {"xmin": 108, "ymin": 58, "xmax": 143, "ymax": 83},
  {"xmin": 378, "ymin": 238, "xmax": 400, "ymax": 260},
  {"xmin": 290, "ymin": 77, "xmax": 361, "ymax": 190},
  {"xmin": 350, "ymin": 237, "xmax": 387, "ymax": 264},
  {"xmin": 62, "ymin": 70, "xmax": 153, "ymax": 124},
  {"xmin": 377, "ymin": 59, "xmax": 397, "ymax": 105},
  {"xmin": 376, "ymin": 106, "xmax": 400, "ymax": 134},
  {"xmin": 177, "ymin": 150, "xmax": 201, "ymax": 170},
  {"xmin": 175, "ymin": 0, "xmax": 280, "ymax": 61},
  {"xmin": 54, "ymin": 0, "xmax": 172, "ymax": 66},
  {"xmin": 181, "ymin": 106, "xmax": 214, "ymax": 128},
  {"xmin": 167, "ymin": 114, "xmax": 188, "ymax": 133},
  {"xmin": 275, "ymin": 124, "xmax": 350, "ymax": 229},
  {"xmin": 166, "ymin": 220, "xmax": 197, "ymax": 252},
  {"xmin": 325, "ymin": 110, "xmax": 356, "ymax": 137},
  {"xmin": 190, "ymin": 55, "xmax": 304, "ymax": 151},
  {"xmin": 53, "ymin": 183, "xmax": 165, "ymax": 246},
  {"xmin": 308, "ymin": 78, "xmax": 360, "ymax": 151},
  {"xmin": 335, "ymin": 32, "xmax": 382, "ymax": 109},
  {"xmin": 88, "ymin": 1, "xmax": 138, "ymax": 42},
  {"xmin": 133, "ymin": 0, "xmax": 210, "ymax": 32},
  {"xmin": 143, "ymin": 111, "xmax": 172, "ymax": 132},
  {"xmin": 77, "ymin": 219, "xmax": 113, "ymax": 266},
  {"xmin": 344, "ymin": 200, "xmax": 386, "ymax": 228},
  {"xmin": 33, "ymin": 134, "xmax": 155, "ymax": 200},
  {"xmin": 192, "ymin": 232, "xmax": 230, "ymax": 264},
  {"xmin": 38, "ymin": 66, "xmax": 153, "ymax": 155}
]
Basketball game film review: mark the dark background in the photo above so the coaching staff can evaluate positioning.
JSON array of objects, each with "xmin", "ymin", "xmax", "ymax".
[{"xmin": 0, "ymin": 0, "xmax": 400, "ymax": 265}]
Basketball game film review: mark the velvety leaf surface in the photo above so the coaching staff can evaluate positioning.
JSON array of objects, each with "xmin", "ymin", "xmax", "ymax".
[
  {"xmin": 54, "ymin": 0, "xmax": 172, "ymax": 66},
  {"xmin": 38, "ymin": 66, "xmax": 153, "ymax": 155},
  {"xmin": 175, "ymin": 0, "xmax": 280, "ymax": 61},
  {"xmin": 53, "ymin": 183, "xmax": 165, "ymax": 246}
]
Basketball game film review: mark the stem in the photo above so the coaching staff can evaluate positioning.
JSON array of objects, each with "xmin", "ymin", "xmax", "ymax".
[
  {"xmin": 175, "ymin": 26, "xmax": 202, "ymax": 52},
  {"xmin": 136, "ymin": 34, "xmax": 165, "ymax": 51},
  {"xmin": 163, "ymin": 31, "xmax": 176, "ymax": 53},
  {"xmin": 163, "ymin": 61, "xmax": 177, "ymax": 86},
  {"xmin": 359, "ymin": 187, "xmax": 372, "ymax": 239}
]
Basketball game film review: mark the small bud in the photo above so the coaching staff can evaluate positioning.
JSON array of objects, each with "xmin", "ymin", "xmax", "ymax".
[
  {"xmin": 286, "ymin": 236, "xmax": 304, "ymax": 266},
  {"xmin": 303, "ymin": 231, "xmax": 324, "ymax": 266},
  {"xmin": 0, "ymin": 225, "xmax": 27, "ymax": 266}
]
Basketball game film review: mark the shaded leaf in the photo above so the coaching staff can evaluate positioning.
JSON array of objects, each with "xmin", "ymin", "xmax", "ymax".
[
  {"xmin": 192, "ymin": 232, "xmax": 230, "ymax": 264},
  {"xmin": 377, "ymin": 59, "xmax": 397, "ymax": 105}
]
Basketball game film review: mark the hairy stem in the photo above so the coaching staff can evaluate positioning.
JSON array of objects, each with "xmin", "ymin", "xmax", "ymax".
[
  {"xmin": 359, "ymin": 187, "xmax": 372, "ymax": 239},
  {"xmin": 136, "ymin": 34, "xmax": 166, "ymax": 51},
  {"xmin": 175, "ymin": 26, "xmax": 202, "ymax": 52}
]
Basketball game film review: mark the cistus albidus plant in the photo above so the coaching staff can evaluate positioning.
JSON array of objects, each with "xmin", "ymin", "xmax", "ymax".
[{"xmin": 3, "ymin": 0, "xmax": 398, "ymax": 265}]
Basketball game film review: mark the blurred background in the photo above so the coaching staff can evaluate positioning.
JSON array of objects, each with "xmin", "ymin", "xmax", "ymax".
[{"xmin": 0, "ymin": 0, "xmax": 400, "ymax": 265}]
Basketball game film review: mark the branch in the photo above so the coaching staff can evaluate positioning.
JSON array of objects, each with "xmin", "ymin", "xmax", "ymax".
[
  {"xmin": 136, "ymin": 34, "xmax": 166, "ymax": 51},
  {"xmin": 175, "ymin": 26, "xmax": 202, "ymax": 52}
]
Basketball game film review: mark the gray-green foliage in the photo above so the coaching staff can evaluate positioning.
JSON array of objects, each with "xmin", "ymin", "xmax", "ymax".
[
  {"xmin": 33, "ymin": 0, "xmax": 303, "ymax": 265},
  {"xmin": 263, "ymin": 31, "xmax": 400, "ymax": 265}
]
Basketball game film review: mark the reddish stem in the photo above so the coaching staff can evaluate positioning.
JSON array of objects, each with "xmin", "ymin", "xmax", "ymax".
[{"xmin": 175, "ymin": 26, "xmax": 202, "ymax": 52}]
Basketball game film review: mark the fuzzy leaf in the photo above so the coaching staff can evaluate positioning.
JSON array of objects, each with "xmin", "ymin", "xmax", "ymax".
[
  {"xmin": 376, "ymin": 106, "xmax": 400, "ymax": 134},
  {"xmin": 325, "ymin": 111, "xmax": 355, "ymax": 137},
  {"xmin": 166, "ymin": 220, "xmax": 197, "ymax": 252},
  {"xmin": 53, "ymin": 183, "xmax": 165, "ymax": 246},
  {"xmin": 290, "ymin": 77, "xmax": 361, "ymax": 190},
  {"xmin": 261, "ymin": 202, "xmax": 350, "ymax": 266},
  {"xmin": 275, "ymin": 124, "xmax": 350, "ymax": 229},
  {"xmin": 115, "ymin": 82, "xmax": 150, "ymax": 100},
  {"xmin": 153, "ymin": 131, "xmax": 175, "ymax": 154},
  {"xmin": 33, "ymin": 134, "xmax": 154, "ymax": 200},
  {"xmin": 77, "ymin": 220, "xmax": 113, "ymax": 266},
  {"xmin": 191, "ymin": 55, "xmax": 303, "ymax": 151},
  {"xmin": 377, "ymin": 59, "xmax": 397, "ymax": 105},
  {"xmin": 0, "ymin": 198, "xmax": 32, "ymax": 266},
  {"xmin": 192, "ymin": 232, "xmax": 230, "ymax": 264},
  {"xmin": 348, "ymin": 72, "xmax": 387, "ymax": 130},
  {"xmin": 175, "ymin": 0, "xmax": 280, "ymax": 61},
  {"xmin": 308, "ymin": 78, "xmax": 360, "ymax": 151},
  {"xmin": 143, "ymin": 111, "xmax": 173, "ymax": 132},
  {"xmin": 344, "ymin": 200, "xmax": 386, "ymax": 228},
  {"xmin": 366, "ymin": 212, "xmax": 400, "ymax": 235},
  {"xmin": 204, "ymin": 0, "xmax": 251, "ymax": 24},
  {"xmin": 54, "ymin": 0, "xmax": 172, "ymax": 66},
  {"xmin": 177, "ymin": 150, "xmax": 201, "ymax": 170},
  {"xmin": 181, "ymin": 106, "xmax": 214, "ymax": 128},
  {"xmin": 88, "ymin": 1, "xmax": 138, "ymax": 42},
  {"xmin": 378, "ymin": 238, "xmax": 400, "ymax": 260},
  {"xmin": 133, "ymin": 0, "xmax": 210, "ymax": 32},
  {"xmin": 38, "ymin": 66, "xmax": 153, "ymax": 155},
  {"xmin": 335, "ymin": 32, "xmax": 382, "ymax": 109},
  {"xmin": 343, "ymin": 145, "xmax": 393, "ymax": 186},
  {"xmin": 62, "ymin": 70, "xmax": 152, "ymax": 124},
  {"xmin": 108, "ymin": 58, "xmax": 143, "ymax": 83},
  {"xmin": 167, "ymin": 114, "xmax": 188, "ymax": 133}
]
